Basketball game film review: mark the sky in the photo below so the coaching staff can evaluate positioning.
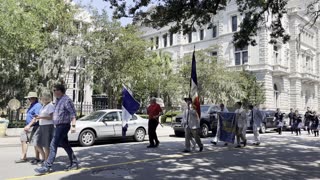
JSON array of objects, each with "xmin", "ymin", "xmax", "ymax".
[{"xmin": 73, "ymin": 0, "xmax": 133, "ymax": 26}]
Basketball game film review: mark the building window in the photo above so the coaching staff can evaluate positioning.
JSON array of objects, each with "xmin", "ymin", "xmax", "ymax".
[
  {"xmin": 188, "ymin": 32, "xmax": 192, "ymax": 43},
  {"xmin": 274, "ymin": 84, "xmax": 279, "ymax": 108},
  {"xmin": 273, "ymin": 46, "xmax": 280, "ymax": 64},
  {"xmin": 211, "ymin": 51, "xmax": 218, "ymax": 57},
  {"xmin": 212, "ymin": 25, "xmax": 217, "ymax": 38},
  {"xmin": 163, "ymin": 34, "xmax": 168, "ymax": 47},
  {"xmin": 150, "ymin": 38, "xmax": 154, "ymax": 50},
  {"xmin": 169, "ymin": 33, "xmax": 173, "ymax": 46},
  {"xmin": 232, "ymin": 16, "xmax": 238, "ymax": 32},
  {"xmin": 155, "ymin": 36, "xmax": 159, "ymax": 49},
  {"xmin": 200, "ymin": 29, "xmax": 204, "ymax": 41},
  {"xmin": 235, "ymin": 46, "xmax": 248, "ymax": 65}
]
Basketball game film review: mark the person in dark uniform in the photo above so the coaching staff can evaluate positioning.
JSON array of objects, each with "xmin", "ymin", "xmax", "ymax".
[
  {"xmin": 304, "ymin": 107, "xmax": 313, "ymax": 135},
  {"xmin": 275, "ymin": 108, "xmax": 284, "ymax": 135},
  {"xmin": 293, "ymin": 110, "xmax": 302, "ymax": 136},
  {"xmin": 311, "ymin": 112, "xmax": 319, "ymax": 137},
  {"xmin": 288, "ymin": 108, "xmax": 295, "ymax": 134}
]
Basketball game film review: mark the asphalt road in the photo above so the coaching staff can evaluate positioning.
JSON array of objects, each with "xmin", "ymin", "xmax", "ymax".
[{"xmin": 0, "ymin": 127, "xmax": 319, "ymax": 180}]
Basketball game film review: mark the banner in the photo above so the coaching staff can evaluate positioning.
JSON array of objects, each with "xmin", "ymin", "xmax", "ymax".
[{"xmin": 219, "ymin": 112, "xmax": 237, "ymax": 143}]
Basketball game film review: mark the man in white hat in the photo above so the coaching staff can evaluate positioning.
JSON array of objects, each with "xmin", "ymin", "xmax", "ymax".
[{"xmin": 15, "ymin": 92, "xmax": 42, "ymax": 164}]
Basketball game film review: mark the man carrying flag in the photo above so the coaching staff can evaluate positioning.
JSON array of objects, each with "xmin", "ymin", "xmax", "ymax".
[
  {"xmin": 122, "ymin": 86, "xmax": 140, "ymax": 138},
  {"xmin": 182, "ymin": 51, "xmax": 203, "ymax": 153}
]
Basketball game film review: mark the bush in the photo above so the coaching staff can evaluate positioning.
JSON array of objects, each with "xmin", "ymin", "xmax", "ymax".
[
  {"xmin": 139, "ymin": 114, "xmax": 149, "ymax": 119},
  {"xmin": 8, "ymin": 121, "xmax": 25, "ymax": 128},
  {"xmin": 165, "ymin": 111, "xmax": 181, "ymax": 118}
]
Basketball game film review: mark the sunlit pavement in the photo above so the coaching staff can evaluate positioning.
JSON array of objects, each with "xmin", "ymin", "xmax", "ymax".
[{"xmin": 1, "ymin": 126, "xmax": 319, "ymax": 180}]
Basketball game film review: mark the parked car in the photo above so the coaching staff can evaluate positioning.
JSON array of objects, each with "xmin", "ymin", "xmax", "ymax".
[
  {"xmin": 68, "ymin": 109, "xmax": 149, "ymax": 146},
  {"xmin": 172, "ymin": 104, "xmax": 221, "ymax": 138}
]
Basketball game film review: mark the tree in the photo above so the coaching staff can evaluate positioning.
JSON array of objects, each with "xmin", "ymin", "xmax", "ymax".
[
  {"xmin": 85, "ymin": 10, "xmax": 148, "ymax": 108},
  {"xmin": 0, "ymin": 0, "xmax": 76, "ymax": 107},
  {"xmin": 105, "ymin": 0, "xmax": 293, "ymax": 48},
  {"xmin": 179, "ymin": 49, "xmax": 246, "ymax": 106}
]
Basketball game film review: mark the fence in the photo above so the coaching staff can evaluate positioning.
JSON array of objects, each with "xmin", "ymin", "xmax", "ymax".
[{"xmin": 4, "ymin": 101, "xmax": 108, "ymax": 128}]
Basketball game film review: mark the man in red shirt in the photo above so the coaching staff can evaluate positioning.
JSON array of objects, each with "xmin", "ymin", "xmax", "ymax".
[{"xmin": 147, "ymin": 97, "xmax": 163, "ymax": 148}]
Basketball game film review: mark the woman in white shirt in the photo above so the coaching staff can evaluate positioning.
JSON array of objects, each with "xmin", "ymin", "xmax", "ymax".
[{"xmin": 34, "ymin": 92, "xmax": 55, "ymax": 161}]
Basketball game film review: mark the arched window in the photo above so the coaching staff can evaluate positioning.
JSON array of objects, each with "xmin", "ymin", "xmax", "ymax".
[{"xmin": 274, "ymin": 84, "xmax": 279, "ymax": 108}]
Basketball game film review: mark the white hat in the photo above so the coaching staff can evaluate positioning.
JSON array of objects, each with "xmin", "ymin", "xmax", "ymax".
[{"xmin": 25, "ymin": 92, "xmax": 38, "ymax": 99}]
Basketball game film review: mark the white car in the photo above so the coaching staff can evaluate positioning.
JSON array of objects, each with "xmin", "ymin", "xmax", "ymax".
[{"xmin": 68, "ymin": 109, "xmax": 148, "ymax": 146}]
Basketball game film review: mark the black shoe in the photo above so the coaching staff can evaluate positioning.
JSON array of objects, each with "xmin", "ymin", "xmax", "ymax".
[
  {"xmin": 155, "ymin": 141, "xmax": 160, "ymax": 147},
  {"xmin": 182, "ymin": 150, "xmax": 191, "ymax": 153},
  {"xmin": 147, "ymin": 145, "xmax": 155, "ymax": 148},
  {"xmin": 199, "ymin": 146, "xmax": 203, "ymax": 152},
  {"xmin": 224, "ymin": 143, "xmax": 228, "ymax": 146},
  {"xmin": 211, "ymin": 141, "xmax": 217, "ymax": 145},
  {"xmin": 235, "ymin": 145, "xmax": 241, "ymax": 148},
  {"xmin": 65, "ymin": 162, "xmax": 79, "ymax": 171},
  {"xmin": 31, "ymin": 159, "xmax": 41, "ymax": 165},
  {"xmin": 243, "ymin": 140, "xmax": 247, "ymax": 147},
  {"xmin": 253, "ymin": 142, "xmax": 260, "ymax": 146}
]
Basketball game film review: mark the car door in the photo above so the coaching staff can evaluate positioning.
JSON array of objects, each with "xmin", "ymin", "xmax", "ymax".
[{"xmin": 98, "ymin": 112, "xmax": 119, "ymax": 137}]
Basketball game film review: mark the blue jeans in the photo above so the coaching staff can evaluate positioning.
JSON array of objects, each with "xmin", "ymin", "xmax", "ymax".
[{"xmin": 45, "ymin": 124, "xmax": 77, "ymax": 167}]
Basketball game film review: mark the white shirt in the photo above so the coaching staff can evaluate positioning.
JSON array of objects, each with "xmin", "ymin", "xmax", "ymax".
[
  {"xmin": 235, "ymin": 107, "xmax": 247, "ymax": 128},
  {"xmin": 182, "ymin": 106, "xmax": 200, "ymax": 129},
  {"xmin": 39, "ymin": 103, "xmax": 55, "ymax": 125}
]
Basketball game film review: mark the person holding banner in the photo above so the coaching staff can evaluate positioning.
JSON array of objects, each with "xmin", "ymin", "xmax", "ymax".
[
  {"xmin": 211, "ymin": 103, "xmax": 229, "ymax": 146},
  {"xmin": 182, "ymin": 98, "xmax": 203, "ymax": 153},
  {"xmin": 235, "ymin": 102, "xmax": 247, "ymax": 148},
  {"xmin": 249, "ymin": 105, "xmax": 264, "ymax": 146}
]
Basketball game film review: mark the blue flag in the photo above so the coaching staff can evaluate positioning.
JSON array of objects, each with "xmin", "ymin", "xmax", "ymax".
[
  {"xmin": 219, "ymin": 112, "xmax": 237, "ymax": 143},
  {"xmin": 122, "ymin": 85, "xmax": 140, "ymax": 137}
]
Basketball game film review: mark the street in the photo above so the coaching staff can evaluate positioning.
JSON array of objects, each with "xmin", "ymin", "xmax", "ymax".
[{"xmin": 0, "ymin": 126, "xmax": 319, "ymax": 180}]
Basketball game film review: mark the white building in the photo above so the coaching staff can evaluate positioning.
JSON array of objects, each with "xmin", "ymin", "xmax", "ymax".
[{"xmin": 140, "ymin": 0, "xmax": 320, "ymax": 112}]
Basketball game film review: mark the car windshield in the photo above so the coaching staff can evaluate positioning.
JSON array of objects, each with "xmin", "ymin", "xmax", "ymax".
[
  {"xmin": 201, "ymin": 106, "xmax": 210, "ymax": 113},
  {"xmin": 78, "ymin": 111, "xmax": 106, "ymax": 121}
]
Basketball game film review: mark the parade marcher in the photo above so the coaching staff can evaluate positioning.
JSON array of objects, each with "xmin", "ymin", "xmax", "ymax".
[
  {"xmin": 311, "ymin": 112, "xmax": 319, "ymax": 137},
  {"xmin": 35, "ymin": 84, "xmax": 79, "ymax": 174},
  {"xmin": 293, "ymin": 110, "xmax": 302, "ymax": 136},
  {"xmin": 34, "ymin": 92, "xmax": 55, "ymax": 161},
  {"xmin": 275, "ymin": 108, "xmax": 284, "ymax": 135},
  {"xmin": 235, "ymin": 102, "xmax": 247, "ymax": 148},
  {"xmin": 249, "ymin": 105, "xmax": 264, "ymax": 146},
  {"xmin": 146, "ymin": 97, "xmax": 163, "ymax": 148},
  {"xmin": 182, "ymin": 98, "xmax": 203, "ymax": 153},
  {"xmin": 211, "ymin": 103, "xmax": 229, "ymax": 146},
  {"xmin": 304, "ymin": 107, "xmax": 313, "ymax": 135},
  {"xmin": 288, "ymin": 108, "xmax": 295, "ymax": 134},
  {"xmin": 15, "ymin": 92, "xmax": 42, "ymax": 164}
]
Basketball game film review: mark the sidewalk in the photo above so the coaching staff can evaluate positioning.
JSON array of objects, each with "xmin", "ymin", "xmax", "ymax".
[{"xmin": 0, "ymin": 136, "xmax": 20, "ymax": 146}]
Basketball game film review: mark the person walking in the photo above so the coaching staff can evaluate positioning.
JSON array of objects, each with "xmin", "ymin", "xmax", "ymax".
[
  {"xmin": 235, "ymin": 102, "xmax": 247, "ymax": 148},
  {"xmin": 34, "ymin": 92, "xmax": 55, "ymax": 161},
  {"xmin": 288, "ymin": 108, "xmax": 295, "ymax": 134},
  {"xmin": 146, "ymin": 97, "xmax": 163, "ymax": 148},
  {"xmin": 293, "ymin": 110, "xmax": 302, "ymax": 136},
  {"xmin": 15, "ymin": 92, "xmax": 42, "ymax": 164},
  {"xmin": 182, "ymin": 98, "xmax": 203, "ymax": 153},
  {"xmin": 275, "ymin": 108, "xmax": 284, "ymax": 135},
  {"xmin": 304, "ymin": 107, "xmax": 313, "ymax": 135},
  {"xmin": 35, "ymin": 84, "xmax": 78, "ymax": 174},
  {"xmin": 311, "ymin": 112, "xmax": 319, "ymax": 137},
  {"xmin": 249, "ymin": 105, "xmax": 264, "ymax": 146},
  {"xmin": 211, "ymin": 103, "xmax": 229, "ymax": 146}
]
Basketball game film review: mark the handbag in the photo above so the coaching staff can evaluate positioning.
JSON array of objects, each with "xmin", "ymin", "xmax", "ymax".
[{"xmin": 298, "ymin": 122, "xmax": 303, "ymax": 129}]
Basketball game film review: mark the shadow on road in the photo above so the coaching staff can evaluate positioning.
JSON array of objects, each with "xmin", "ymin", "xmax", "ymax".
[{"xmin": 45, "ymin": 133, "xmax": 320, "ymax": 180}]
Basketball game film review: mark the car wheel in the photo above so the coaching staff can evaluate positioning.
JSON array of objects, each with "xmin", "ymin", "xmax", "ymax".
[
  {"xmin": 134, "ymin": 128, "xmax": 146, "ymax": 142},
  {"xmin": 200, "ymin": 123, "xmax": 209, "ymax": 138},
  {"xmin": 260, "ymin": 123, "xmax": 266, "ymax": 134},
  {"xmin": 79, "ymin": 129, "xmax": 95, "ymax": 147},
  {"xmin": 174, "ymin": 131, "xmax": 185, "ymax": 137}
]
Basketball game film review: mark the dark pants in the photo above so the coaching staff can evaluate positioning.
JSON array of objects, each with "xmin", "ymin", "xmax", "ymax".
[
  {"xmin": 314, "ymin": 130, "xmax": 319, "ymax": 137},
  {"xmin": 296, "ymin": 128, "xmax": 301, "ymax": 136},
  {"xmin": 45, "ymin": 124, "xmax": 77, "ymax": 167},
  {"xmin": 278, "ymin": 127, "xmax": 282, "ymax": 135},
  {"xmin": 148, "ymin": 120, "xmax": 159, "ymax": 146}
]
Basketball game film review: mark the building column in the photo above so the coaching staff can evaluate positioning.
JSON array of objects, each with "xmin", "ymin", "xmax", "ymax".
[
  {"xmin": 289, "ymin": 79, "xmax": 302, "ymax": 111},
  {"xmin": 281, "ymin": 77, "xmax": 290, "ymax": 111},
  {"xmin": 257, "ymin": 71, "xmax": 273, "ymax": 109}
]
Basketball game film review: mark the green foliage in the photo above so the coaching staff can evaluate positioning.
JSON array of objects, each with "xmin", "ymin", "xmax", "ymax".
[{"xmin": 105, "ymin": 0, "xmax": 292, "ymax": 48}]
